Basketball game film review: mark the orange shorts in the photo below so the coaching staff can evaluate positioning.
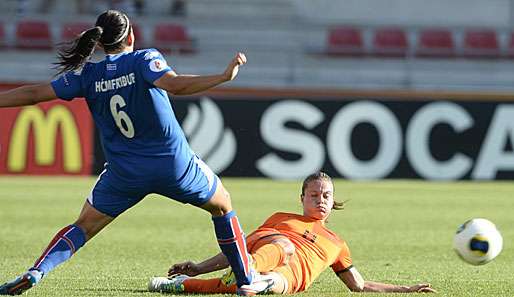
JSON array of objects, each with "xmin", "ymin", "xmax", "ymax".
[{"xmin": 246, "ymin": 229, "xmax": 301, "ymax": 294}]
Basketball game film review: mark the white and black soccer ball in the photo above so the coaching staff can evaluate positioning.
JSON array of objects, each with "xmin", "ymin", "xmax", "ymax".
[{"xmin": 453, "ymin": 218, "xmax": 503, "ymax": 265}]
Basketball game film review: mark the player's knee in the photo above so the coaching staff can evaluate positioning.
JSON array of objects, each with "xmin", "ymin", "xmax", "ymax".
[
  {"xmin": 275, "ymin": 237, "xmax": 295, "ymax": 254},
  {"xmin": 272, "ymin": 237, "xmax": 295, "ymax": 262},
  {"xmin": 73, "ymin": 204, "xmax": 113, "ymax": 240},
  {"xmin": 201, "ymin": 186, "xmax": 233, "ymax": 216},
  {"xmin": 221, "ymin": 188, "xmax": 231, "ymax": 204},
  {"xmin": 207, "ymin": 205, "xmax": 231, "ymax": 216},
  {"xmin": 72, "ymin": 221, "xmax": 96, "ymax": 240}
]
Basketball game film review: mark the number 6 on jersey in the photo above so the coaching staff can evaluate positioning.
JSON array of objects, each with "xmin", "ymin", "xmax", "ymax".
[{"xmin": 110, "ymin": 94, "xmax": 135, "ymax": 138}]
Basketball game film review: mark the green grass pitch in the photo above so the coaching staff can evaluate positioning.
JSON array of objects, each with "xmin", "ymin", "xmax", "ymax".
[{"xmin": 0, "ymin": 177, "xmax": 513, "ymax": 296}]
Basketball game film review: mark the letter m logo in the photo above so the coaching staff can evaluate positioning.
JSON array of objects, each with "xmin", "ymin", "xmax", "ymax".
[
  {"xmin": 0, "ymin": 101, "xmax": 93, "ymax": 175},
  {"xmin": 8, "ymin": 105, "xmax": 81, "ymax": 172}
]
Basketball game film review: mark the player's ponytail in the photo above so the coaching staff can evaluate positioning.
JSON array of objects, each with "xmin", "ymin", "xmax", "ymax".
[
  {"xmin": 55, "ymin": 26, "xmax": 103, "ymax": 75},
  {"xmin": 54, "ymin": 10, "xmax": 131, "ymax": 75}
]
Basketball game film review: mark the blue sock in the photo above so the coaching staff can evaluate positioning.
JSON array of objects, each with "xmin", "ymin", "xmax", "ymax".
[
  {"xmin": 212, "ymin": 211, "xmax": 252, "ymax": 287},
  {"xmin": 32, "ymin": 224, "xmax": 86, "ymax": 276}
]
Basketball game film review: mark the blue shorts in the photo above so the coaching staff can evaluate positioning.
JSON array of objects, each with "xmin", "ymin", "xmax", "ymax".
[{"xmin": 87, "ymin": 156, "xmax": 219, "ymax": 217}]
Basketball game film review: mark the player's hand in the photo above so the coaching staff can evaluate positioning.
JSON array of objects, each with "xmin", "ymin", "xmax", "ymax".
[
  {"xmin": 223, "ymin": 52, "xmax": 247, "ymax": 82},
  {"xmin": 168, "ymin": 261, "xmax": 201, "ymax": 277},
  {"xmin": 408, "ymin": 283, "xmax": 437, "ymax": 293}
]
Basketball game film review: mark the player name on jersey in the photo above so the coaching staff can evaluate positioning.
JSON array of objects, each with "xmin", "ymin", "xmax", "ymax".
[{"xmin": 95, "ymin": 73, "xmax": 136, "ymax": 93}]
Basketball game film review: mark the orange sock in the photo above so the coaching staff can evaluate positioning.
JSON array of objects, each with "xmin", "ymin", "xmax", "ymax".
[
  {"xmin": 252, "ymin": 243, "xmax": 286, "ymax": 272},
  {"xmin": 183, "ymin": 278, "xmax": 236, "ymax": 294}
]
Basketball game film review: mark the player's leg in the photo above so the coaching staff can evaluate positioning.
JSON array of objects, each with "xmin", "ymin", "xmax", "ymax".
[
  {"xmin": 33, "ymin": 202, "xmax": 114, "ymax": 273},
  {"xmin": 246, "ymin": 233, "xmax": 295, "ymax": 272},
  {"xmin": 1, "ymin": 168, "xmax": 146, "ymax": 296},
  {"xmin": 149, "ymin": 273, "xmax": 288, "ymax": 295},
  {"xmin": 0, "ymin": 201, "xmax": 114, "ymax": 296},
  {"xmin": 198, "ymin": 181, "xmax": 251, "ymax": 282},
  {"xmin": 265, "ymin": 272, "xmax": 289, "ymax": 294},
  {"xmin": 157, "ymin": 156, "xmax": 273, "ymax": 296},
  {"xmin": 149, "ymin": 275, "xmax": 236, "ymax": 294},
  {"xmin": 182, "ymin": 278, "xmax": 236, "ymax": 294},
  {"xmin": 199, "ymin": 181, "xmax": 275, "ymax": 296},
  {"xmin": 217, "ymin": 231, "xmax": 294, "ymax": 289},
  {"xmin": 32, "ymin": 167, "xmax": 139, "ymax": 277}
]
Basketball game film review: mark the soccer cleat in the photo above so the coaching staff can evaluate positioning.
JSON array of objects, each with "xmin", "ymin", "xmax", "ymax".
[
  {"xmin": 148, "ymin": 274, "xmax": 189, "ymax": 293},
  {"xmin": 0, "ymin": 270, "xmax": 42, "ymax": 296},
  {"xmin": 235, "ymin": 271, "xmax": 274, "ymax": 296},
  {"xmin": 220, "ymin": 268, "xmax": 237, "ymax": 287},
  {"xmin": 219, "ymin": 259, "xmax": 274, "ymax": 296},
  {"xmin": 220, "ymin": 256, "xmax": 255, "ymax": 288}
]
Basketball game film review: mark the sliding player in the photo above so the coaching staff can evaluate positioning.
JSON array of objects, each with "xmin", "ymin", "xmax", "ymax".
[{"xmin": 149, "ymin": 172, "xmax": 436, "ymax": 294}]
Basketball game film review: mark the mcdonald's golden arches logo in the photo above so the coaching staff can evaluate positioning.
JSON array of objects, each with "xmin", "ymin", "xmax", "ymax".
[{"xmin": 8, "ymin": 105, "xmax": 81, "ymax": 172}]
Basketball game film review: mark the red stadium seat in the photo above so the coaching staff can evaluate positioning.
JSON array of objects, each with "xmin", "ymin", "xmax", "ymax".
[
  {"xmin": 326, "ymin": 26, "xmax": 365, "ymax": 56},
  {"xmin": 0, "ymin": 22, "xmax": 5, "ymax": 49},
  {"xmin": 415, "ymin": 28, "xmax": 455, "ymax": 58},
  {"xmin": 153, "ymin": 23, "xmax": 194, "ymax": 54},
  {"xmin": 61, "ymin": 22, "xmax": 144, "ymax": 49},
  {"xmin": 60, "ymin": 22, "xmax": 91, "ymax": 43},
  {"xmin": 462, "ymin": 29, "xmax": 499, "ymax": 58},
  {"xmin": 16, "ymin": 20, "xmax": 53, "ymax": 50},
  {"xmin": 372, "ymin": 27, "xmax": 408, "ymax": 57}
]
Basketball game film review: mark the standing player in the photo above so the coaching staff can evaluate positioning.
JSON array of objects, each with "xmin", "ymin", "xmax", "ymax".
[
  {"xmin": 149, "ymin": 172, "xmax": 437, "ymax": 295},
  {"xmin": 0, "ymin": 10, "xmax": 269, "ymax": 296}
]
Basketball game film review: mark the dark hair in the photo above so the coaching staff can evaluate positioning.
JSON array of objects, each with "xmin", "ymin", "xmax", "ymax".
[
  {"xmin": 301, "ymin": 171, "xmax": 345, "ymax": 210},
  {"xmin": 55, "ymin": 10, "xmax": 131, "ymax": 74}
]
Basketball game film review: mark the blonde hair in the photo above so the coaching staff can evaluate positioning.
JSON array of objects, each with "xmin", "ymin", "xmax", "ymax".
[{"xmin": 301, "ymin": 172, "xmax": 344, "ymax": 210}]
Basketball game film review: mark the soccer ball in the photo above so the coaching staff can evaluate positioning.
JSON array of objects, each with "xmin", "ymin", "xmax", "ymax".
[{"xmin": 453, "ymin": 218, "xmax": 503, "ymax": 265}]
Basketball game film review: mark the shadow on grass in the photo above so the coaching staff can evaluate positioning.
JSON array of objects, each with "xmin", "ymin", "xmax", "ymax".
[{"xmin": 75, "ymin": 287, "xmax": 151, "ymax": 294}]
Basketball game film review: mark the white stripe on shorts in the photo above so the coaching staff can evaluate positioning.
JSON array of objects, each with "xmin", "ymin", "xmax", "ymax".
[
  {"xmin": 87, "ymin": 167, "xmax": 107, "ymax": 206},
  {"xmin": 194, "ymin": 156, "xmax": 215, "ymax": 192}
]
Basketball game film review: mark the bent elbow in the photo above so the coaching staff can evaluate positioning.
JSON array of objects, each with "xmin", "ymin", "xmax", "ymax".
[
  {"xmin": 349, "ymin": 286, "xmax": 364, "ymax": 293},
  {"xmin": 348, "ymin": 283, "xmax": 364, "ymax": 292},
  {"xmin": 347, "ymin": 279, "xmax": 365, "ymax": 292},
  {"xmin": 166, "ymin": 87, "xmax": 186, "ymax": 96},
  {"xmin": 30, "ymin": 84, "xmax": 53, "ymax": 104}
]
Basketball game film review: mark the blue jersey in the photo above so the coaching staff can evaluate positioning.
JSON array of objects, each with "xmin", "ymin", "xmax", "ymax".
[{"xmin": 51, "ymin": 49, "xmax": 194, "ymax": 180}]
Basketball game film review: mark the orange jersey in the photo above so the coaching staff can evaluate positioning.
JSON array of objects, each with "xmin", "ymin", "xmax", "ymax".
[{"xmin": 246, "ymin": 212, "xmax": 352, "ymax": 293}]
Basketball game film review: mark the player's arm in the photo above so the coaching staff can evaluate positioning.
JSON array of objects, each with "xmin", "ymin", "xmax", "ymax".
[
  {"xmin": 337, "ymin": 267, "xmax": 436, "ymax": 293},
  {"xmin": 168, "ymin": 252, "xmax": 229, "ymax": 277},
  {"xmin": 0, "ymin": 83, "xmax": 56, "ymax": 108},
  {"xmin": 154, "ymin": 52, "xmax": 246, "ymax": 95}
]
